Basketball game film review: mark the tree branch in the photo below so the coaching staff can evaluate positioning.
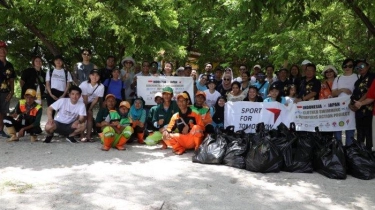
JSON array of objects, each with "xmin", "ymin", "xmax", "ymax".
[
  {"xmin": 316, "ymin": 32, "xmax": 350, "ymax": 57},
  {"xmin": 344, "ymin": 0, "xmax": 375, "ymax": 36},
  {"xmin": 0, "ymin": 0, "xmax": 10, "ymax": 9},
  {"xmin": 24, "ymin": 23, "xmax": 61, "ymax": 56}
]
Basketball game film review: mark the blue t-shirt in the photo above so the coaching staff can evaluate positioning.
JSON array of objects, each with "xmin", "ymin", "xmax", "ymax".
[
  {"xmin": 263, "ymin": 96, "xmax": 286, "ymax": 105},
  {"xmin": 103, "ymin": 79, "xmax": 125, "ymax": 100},
  {"xmin": 255, "ymin": 81, "xmax": 269, "ymax": 99}
]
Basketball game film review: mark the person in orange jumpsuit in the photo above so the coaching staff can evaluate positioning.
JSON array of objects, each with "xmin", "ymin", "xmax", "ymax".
[{"xmin": 162, "ymin": 92, "xmax": 204, "ymax": 155}]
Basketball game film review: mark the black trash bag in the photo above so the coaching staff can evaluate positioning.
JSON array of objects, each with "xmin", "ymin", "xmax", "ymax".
[
  {"xmin": 313, "ymin": 137, "xmax": 346, "ymax": 179},
  {"xmin": 345, "ymin": 139, "xmax": 375, "ymax": 180},
  {"xmin": 222, "ymin": 130, "xmax": 249, "ymax": 169},
  {"xmin": 282, "ymin": 123, "xmax": 314, "ymax": 173},
  {"xmin": 245, "ymin": 123, "xmax": 283, "ymax": 173},
  {"xmin": 192, "ymin": 131, "xmax": 227, "ymax": 164}
]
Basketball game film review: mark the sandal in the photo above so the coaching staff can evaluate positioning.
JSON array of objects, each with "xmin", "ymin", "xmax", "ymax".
[{"xmin": 80, "ymin": 137, "xmax": 88, "ymax": 142}]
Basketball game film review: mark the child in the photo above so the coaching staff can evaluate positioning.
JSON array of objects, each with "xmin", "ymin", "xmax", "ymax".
[
  {"xmin": 263, "ymin": 84, "xmax": 286, "ymax": 105},
  {"xmin": 211, "ymin": 96, "xmax": 227, "ymax": 129},
  {"xmin": 101, "ymin": 101, "xmax": 134, "ymax": 151},
  {"xmin": 285, "ymin": 84, "xmax": 297, "ymax": 106},
  {"xmin": 204, "ymin": 75, "xmax": 221, "ymax": 107}
]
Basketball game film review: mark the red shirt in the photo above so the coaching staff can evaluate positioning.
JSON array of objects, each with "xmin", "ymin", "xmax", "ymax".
[{"xmin": 366, "ymin": 80, "xmax": 375, "ymax": 115}]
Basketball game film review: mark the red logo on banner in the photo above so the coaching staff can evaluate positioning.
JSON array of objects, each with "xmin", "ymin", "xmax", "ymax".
[{"xmin": 266, "ymin": 108, "xmax": 281, "ymax": 123}]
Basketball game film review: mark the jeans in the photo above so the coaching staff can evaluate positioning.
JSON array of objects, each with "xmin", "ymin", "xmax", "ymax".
[{"xmin": 334, "ymin": 130, "xmax": 355, "ymax": 146}]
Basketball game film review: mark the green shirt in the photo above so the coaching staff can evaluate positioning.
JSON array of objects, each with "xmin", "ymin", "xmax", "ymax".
[{"xmin": 152, "ymin": 101, "xmax": 179, "ymax": 128}]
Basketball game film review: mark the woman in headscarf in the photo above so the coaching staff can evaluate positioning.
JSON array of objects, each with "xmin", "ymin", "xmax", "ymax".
[
  {"xmin": 129, "ymin": 97, "xmax": 146, "ymax": 144},
  {"xmin": 211, "ymin": 96, "xmax": 227, "ymax": 129}
]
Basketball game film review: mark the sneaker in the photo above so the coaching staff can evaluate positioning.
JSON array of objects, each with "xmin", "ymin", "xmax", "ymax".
[
  {"xmin": 0, "ymin": 130, "xmax": 10, "ymax": 138},
  {"xmin": 65, "ymin": 136, "xmax": 78, "ymax": 143},
  {"xmin": 44, "ymin": 135, "xmax": 53, "ymax": 143}
]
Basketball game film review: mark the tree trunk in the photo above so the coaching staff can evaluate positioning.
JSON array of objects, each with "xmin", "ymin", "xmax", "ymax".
[
  {"xmin": 24, "ymin": 23, "xmax": 61, "ymax": 56},
  {"xmin": 344, "ymin": 0, "xmax": 375, "ymax": 37}
]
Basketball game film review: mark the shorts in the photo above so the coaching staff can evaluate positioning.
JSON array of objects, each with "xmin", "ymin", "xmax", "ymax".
[
  {"xmin": 0, "ymin": 92, "xmax": 10, "ymax": 115},
  {"xmin": 55, "ymin": 121, "xmax": 75, "ymax": 136}
]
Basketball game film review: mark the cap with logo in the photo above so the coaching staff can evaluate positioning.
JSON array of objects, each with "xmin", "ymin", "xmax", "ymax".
[{"xmin": 162, "ymin": 86, "xmax": 173, "ymax": 94}]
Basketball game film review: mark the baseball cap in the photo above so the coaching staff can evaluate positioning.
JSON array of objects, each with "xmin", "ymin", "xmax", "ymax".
[
  {"xmin": 0, "ymin": 41, "xmax": 7, "ymax": 49},
  {"xmin": 177, "ymin": 92, "xmax": 189, "ymax": 100},
  {"xmin": 253, "ymin": 64, "xmax": 261, "ymax": 69},
  {"xmin": 301, "ymin": 60, "xmax": 311, "ymax": 65},
  {"xmin": 24, "ymin": 89, "xmax": 36, "ymax": 97},
  {"xmin": 119, "ymin": 101, "xmax": 131, "ymax": 109},
  {"xmin": 195, "ymin": 91, "xmax": 206, "ymax": 99},
  {"xmin": 269, "ymin": 84, "xmax": 279, "ymax": 91},
  {"xmin": 162, "ymin": 86, "xmax": 173, "ymax": 94},
  {"xmin": 105, "ymin": 94, "xmax": 116, "ymax": 100},
  {"xmin": 207, "ymin": 75, "xmax": 216, "ymax": 84},
  {"xmin": 154, "ymin": 92, "xmax": 162, "ymax": 100},
  {"xmin": 90, "ymin": 69, "xmax": 100, "ymax": 75}
]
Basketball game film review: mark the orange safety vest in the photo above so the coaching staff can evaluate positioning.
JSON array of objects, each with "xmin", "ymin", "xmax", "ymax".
[{"xmin": 19, "ymin": 100, "xmax": 42, "ymax": 117}]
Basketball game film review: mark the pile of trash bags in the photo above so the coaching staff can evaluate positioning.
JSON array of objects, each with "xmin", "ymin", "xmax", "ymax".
[{"xmin": 192, "ymin": 122, "xmax": 375, "ymax": 180}]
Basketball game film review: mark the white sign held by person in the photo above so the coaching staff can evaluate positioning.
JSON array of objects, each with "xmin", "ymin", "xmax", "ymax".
[
  {"xmin": 290, "ymin": 95, "xmax": 355, "ymax": 132},
  {"xmin": 224, "ymin": 101, "xmax": 291, "ymax": 133},
  {"xmin": 137, "ymin": 76, "xmax": 194, "ymax": 105}
]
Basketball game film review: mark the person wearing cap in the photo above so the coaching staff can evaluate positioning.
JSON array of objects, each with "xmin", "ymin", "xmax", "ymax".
[
  {"xmin": 0, "ymin": 41, "xmax": 16, "ymax": 137},
  {"xmin": 271, "ymin": 68, "xmax": 291, "ymax": 97},
  {"xmin": 99, "ymin": 100, "xmax": 134, "ymax": 151},
  {"xmin": 301, "ymin": 59, "xmax": 311, "ymax": 75},
  {"xmin": 295, "ymin": 63, "xmax": 321, "ymax": 102},
  {"xmin": 20, "ymin": 56, "xmax": 46, "ymax": 102},
  {"xmin": 99, "ymin": 55, "xmax": 116, "ymax": 84},
  {"xmin": 95, "ymin": 94, "xmax": 117, "ymax": 132},
  {"xmin": 162, "ymin": 92, "xmax": 204, "ymax": 155},
  {"xmin": 319, "ymin": 65, "xmax": 337, "ymax": 99},
  {"xmin": 332, "ymin": 58, "xmax": 357, "ymax": 146},
  {"xmin": 263, "ymin": 84, "xmax": 286, "ymax": 104},
  {"xmin": 128, "ymin": 97, "xmax": 146, "ymax": 143},
  {"xmin": 191, "ymin": 91, "xmax": 213, "ymax": 127},
  {"xmin": 161, "ymin": 62, "xmax": 174, "ymax": 76},
  {"xmin": 103, "ymin": 68, "xmax": 126, "ymax": 107},
  {"xmin": 120, "ymin": 56, "xmax": 136, "ymax": 104},
  {"xmin": 254, "ymin": 72, "xmax": 269, "ymax": 99},
  {"xmin": 3, "ymin": 89, "xmax": 42, "ymax": 142},
  {"xmin": 175, "ymin": 66, "xmax": 185, "ymax": 77},
  {"xmin": 204, "ymin": 75, "xmax": 221, "ymax": 107},
  {"xmin": 150, "ymin": 86, "xmax": 179, "ymax": 148},
  {"xmin": 146, "ymin": 92, "xmax": 163, "ymax": 134},
  {"xmin": 45, "ymin": 55, "xmax": 73, "ymax": 118},
  {"xmin": 44, "ymin": 86, "xmax": 87, "ymax": 143},
  {"xmin": 251, "ymin": 64, "xmax": 262, "ymax": 84},
  {"xmin": 78, "ymin": 69, "xmax": 105, "ymax": 142},
  {"xmin": 73, "ymin": 48, "xmax": 98, "ymax": 85},
  {"xmin": 350, "ymin": 59, "xmax": 375, "ymax": 149}
]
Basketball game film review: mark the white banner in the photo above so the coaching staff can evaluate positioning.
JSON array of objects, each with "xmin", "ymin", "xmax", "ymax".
[
  {"xmin": 224, "ymin": 96, "xmax": 355, "ymax": 132},
  {"xmin": 291, "ymin": 96, "xmax": 355, "ymax": 132},
  {"xmin": 137, "ymin": 76, "xmax": 194, "ymax": 105}
]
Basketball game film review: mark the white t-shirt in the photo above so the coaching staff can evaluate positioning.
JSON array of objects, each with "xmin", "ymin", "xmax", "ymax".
[
  {"xmin": 204, "ymin": 89, "xmax": 221, "ymax": 107},
  {"xmin": 46, "ymin": 69, "xmax": 73, "ymax": 91},
  {"xmin": 51, "ymin": 98, "xmax": 86, "ymax": 124},
  {"xmin": 332, "ymin": 74, "xmax": 358, "ymax": 97},
  {"xmin": 79, "ymin": 81, "xmax": 105, "ymax": 103},
  {"xmin": 233, "ymin": 76, "xmax": 242, "ymax": 83}
]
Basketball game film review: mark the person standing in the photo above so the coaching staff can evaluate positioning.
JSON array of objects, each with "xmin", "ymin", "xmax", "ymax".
[
  {"xmin": 20, "ymin": 56, "xmax": 46, "ymax": 100},
  {"xmin": 120, "ymin": 56, "xmax": 136, "ymax": 104},
  {"xmin": 44, "ymin": 86, "xmax": 87, "ymax": 143},
  {"xmin": 73, "ymin": 48, "xmax": 98, "ymax": 85},
  {"xmin": 45, "ymin": 55, "xmax": 73, "ymax": 118},
  {"xmin": 0, "ymin": 41, "xmax": 16, "ymax": 137},
  {"xmin": 332, "ymin": 58, "xmax": 357, "ymax": 146},
  {"xmin": 349, "ymin": 59, "xmax": 375, "ymax": 148},
  {"xmin": 99, "ymin": 55, "xmax": 116, "ymax": 83},
  {"xmin": 295, "ymin": 63, "xmax": 321, "ymax": 102},
  {"xmin": 3, "ymin": 89, "xmax": 42, "ymax": 142},
  {"xmin": 319, "ymin": 65, "xmax": 337, "ymax": 99}
]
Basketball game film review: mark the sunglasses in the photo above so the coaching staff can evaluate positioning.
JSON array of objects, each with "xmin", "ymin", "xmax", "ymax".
[
  {"xmin": 82, "ymin": 53, "xmax": 91, "ymax": 56},
  {"xmin": 223, "ymin": 78, "xmax": 231, "ymax": 81},
  {"xmin": 342, "ymin": 64, "xmax": 353, "ymax": 69},
  {"xmin": 355, "ymin": 64, "xmax": 366, "ymax": 70}
]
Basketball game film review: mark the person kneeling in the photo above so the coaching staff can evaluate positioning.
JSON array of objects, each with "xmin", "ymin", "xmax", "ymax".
[
  {"xmin": 162, "ymin": 92, "xmax": 205, "ymax": 155},
  {"xmin": 44, "ymin": 86, "xmax": 86, "ymax": 143},
  {"xmin": 100, "ymin": 101, "xmax": 134, "ymax": 151},
  {"xmin": 3, "ymin": 89, "xmax": 42, "ymax": 142}
]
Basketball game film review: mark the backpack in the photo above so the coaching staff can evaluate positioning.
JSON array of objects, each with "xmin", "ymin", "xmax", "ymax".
[{"xmin": 49, "ymin": 69, "xmax": 69, "ymax": 85}]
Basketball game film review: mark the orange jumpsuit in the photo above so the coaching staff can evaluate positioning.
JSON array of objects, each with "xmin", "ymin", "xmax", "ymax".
[{"xmin": 165, "ymin": 108, "xmax": 204, "ymax": 154}]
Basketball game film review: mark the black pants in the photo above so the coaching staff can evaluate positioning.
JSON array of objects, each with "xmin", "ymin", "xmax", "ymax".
[
  {"xmin": 3, "ymin": 116, "xmax": 42, "ymax": 135},
  {"xmin": 47, "ymin": 88, "xmax": 64, "ymax": 118},
  {"xmin": 356, "ymin": 115, "xmax": 373, "ymax": 149}
]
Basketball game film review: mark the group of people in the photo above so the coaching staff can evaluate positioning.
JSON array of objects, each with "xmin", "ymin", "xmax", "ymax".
[{"xmin": 1, "ymin": 40, "xmax": 375, "ymax": 153}]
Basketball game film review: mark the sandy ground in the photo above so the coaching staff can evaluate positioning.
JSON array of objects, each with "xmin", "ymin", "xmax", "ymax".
[{"xmin": 0, "ymin": 99, "xmax": 374, "ymax": 210}]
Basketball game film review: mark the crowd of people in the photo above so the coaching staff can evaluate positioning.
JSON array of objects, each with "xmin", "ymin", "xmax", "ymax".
[{"xmin": 1, "ymin": 41, "xmax": 375, "ymax": 154}]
